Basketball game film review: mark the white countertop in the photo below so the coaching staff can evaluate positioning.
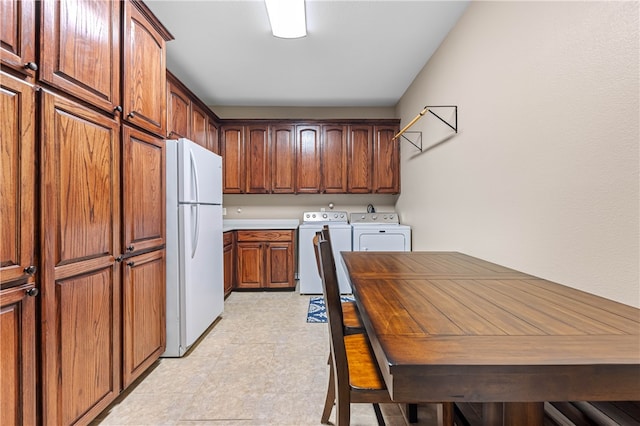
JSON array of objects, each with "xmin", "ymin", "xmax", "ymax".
[{"xmin": 223, "ymin": 219, "xmax": 300, "ymax": 233}]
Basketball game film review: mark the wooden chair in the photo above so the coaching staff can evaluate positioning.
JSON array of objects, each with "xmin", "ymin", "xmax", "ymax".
[
  {"xmin": 314, "ymin": 225, "xmax": 363, "ymax": 334},
  {"xmin": 314, "ymin": 231, "xmax": 454, "ymax": 426},
  {"xmin": 313, "ymin": 232, "xmax": 365, "ymax": 424}
]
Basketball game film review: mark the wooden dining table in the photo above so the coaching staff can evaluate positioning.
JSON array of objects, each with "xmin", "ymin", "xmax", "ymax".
[{"xmin": 341, "ymin": 251, "xmax": 640, "ymax": 426}]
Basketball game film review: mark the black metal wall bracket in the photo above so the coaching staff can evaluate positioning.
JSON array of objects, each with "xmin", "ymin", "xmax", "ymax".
[{"xmin": 394, "ymin": 105, "xmax": 458, "ymax": 152}]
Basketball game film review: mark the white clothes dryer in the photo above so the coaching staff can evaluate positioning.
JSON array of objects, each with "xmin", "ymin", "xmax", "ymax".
[{"xmin": 351, "ymin": 212, "xmax": 411, "ymax": 252}]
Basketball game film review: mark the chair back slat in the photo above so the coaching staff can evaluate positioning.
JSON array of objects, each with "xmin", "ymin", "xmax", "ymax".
[{"xmin": 314, "ymin": 231, "xmax": 350, "ymax": 394}]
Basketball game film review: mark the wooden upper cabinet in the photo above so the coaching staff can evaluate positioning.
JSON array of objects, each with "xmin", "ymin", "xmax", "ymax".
[
  {"xmin": 1, "ymin": 0, "xmax": 36, "ymax": 79},
  {"xmin": 245, "ymin": 124, "xmax": 270, "ymax": 194},
  {"xmin": 167, "ymin": 76, "xmax": 190, "ymax": 139},
  {"xmin": 348, "ymin": 125, "xmax": 373, "ymax": 193},
  {"xmin": 221, "ymin": 125, "xmax": 244, "ymax": 193},
  {"xmin": 191, "ymin": 102, "xmax": 208, "ymax": 148},
  {"xmin": 123, "ymin": 0, "xmax": 172, "ymax": 137},
  {"xmin": 40, "ymin": 0, "xmax": 121, "ymax": 113},
  {"xmin": 322, "ymin": 125, "xmax": 348, "ymax": 193},
  {"xmin": 373, "ymin": 125, "xmax": 400, "ymax": 193},
  {"xmin": 122, "ymin": 125, "xmax": 165, "ymax": 254},
  {"xmin": 207, "ymin": 118, "xmax": 220, "ymax": 154},
  {"xmin": 296, "ymin": 125, "xmax": 321, "ymax": 193},
  {"xmin": 271, "ymin": 124, "xmax": 296, "ymax": 194},
  {"xmin": 1, "ymin": 74, "xmax": 36, "ymax": 287},
  {"xmin": 40, "ymin": 90, "xmax": 121, "ymax": 425}
]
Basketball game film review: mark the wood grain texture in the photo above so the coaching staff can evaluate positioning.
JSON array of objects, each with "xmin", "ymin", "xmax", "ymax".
[
  {"xmin": 245, "ymin": 124, "xmax": 270, "ymax": 193},
  {"xmin": 342, "ymin": 252, "xmax": 640, "ymax": 423},
  {"xmin": 0, "ymin": 74, "xmax": 35, "ymax": 287},
  {"xmin": 373, "ymin": 125, "xmax": 400, "ymax": 193},
  {"xmin": 0, "ymin": 283, "xmax": 37, "ymax": 426},
  {"xmin": 347, "ymin": 125, "xmax": 373, "ymax": 193},
  {"xmin": 295, "ymin": 125, "xmax": 321, "ymax": 193},
  {"xmin": 122, "ymin": 249, "xmax": 166, "ymax": 388},
  {"xmin": 271, "ymin": 124, "xmax": 296, "ymax": 193},
  {"xmin": 40, "ymin": 0, "xmax": 120, "ymax": 112},
  {"xmin": 221, "ymin": 125, "xmax": 244, "ymax": 193},
  {"xmin": 322, "ymin": 125, "xmax": 348, "ymax": 193},
  {"xmin": 40, "ymin": 91, "xmax": 121, "ymax": 425},
  {"xmin": 122, "ymin": 125, "xmax": 165, "ymax": 254},
  {"xmin": 166, "ymin": 76, "xmax": 190, "ymax": 139},
  {"xmin": 123, "ymin": 0, "xmax": 167, "ymax": 136},
  {"xmin": 1, "ymin": 0, "xmax": 36, "ymax": 78}
]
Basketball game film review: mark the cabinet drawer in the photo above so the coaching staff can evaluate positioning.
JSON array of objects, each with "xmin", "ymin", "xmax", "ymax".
[
  {"xmin": 223, "ymin": 231, "xmax": 234, "ymax": 246},
  {"xmin": 236, "ymin": 230, "xmax": 293, "ymax": 242}
]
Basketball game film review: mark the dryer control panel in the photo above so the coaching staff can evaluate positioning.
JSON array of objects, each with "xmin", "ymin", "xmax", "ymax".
[{"xmin": 350, "ymin": 212, "xmax": 399, "ymax": 224}]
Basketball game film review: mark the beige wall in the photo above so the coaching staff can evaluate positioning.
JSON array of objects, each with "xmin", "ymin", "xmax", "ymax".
[
  {"xmin": 395, "ymin": 1, "xmax": 639, "ymax": 306},
  {"xmin": 223, "ymin": 194, "xmax": 397, "ymax": 220}
]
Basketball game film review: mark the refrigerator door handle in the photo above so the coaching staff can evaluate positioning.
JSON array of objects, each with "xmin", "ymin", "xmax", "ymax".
[
  {"xmin": 191, "ymin": 204, "xmax": 199, "ymax": 258},
  {"xmin": 190, "ymin": 149, "xmax": 200, "ymax": 203}
]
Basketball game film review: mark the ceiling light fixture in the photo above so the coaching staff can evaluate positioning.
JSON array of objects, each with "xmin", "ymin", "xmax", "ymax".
[{"xmin": 265, "ymin": 0, "xmax": 307, "ymax": 39}]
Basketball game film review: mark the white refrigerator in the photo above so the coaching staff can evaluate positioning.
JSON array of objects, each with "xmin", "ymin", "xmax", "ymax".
[{"xmin": 164, "ymin": 138, "xmax": 223, "ymax": 357}]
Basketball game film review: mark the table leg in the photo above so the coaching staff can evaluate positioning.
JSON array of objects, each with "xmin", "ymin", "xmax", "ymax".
[
  {"xmin": 503, "ymin": 402, "xmax": 544, "ymax": 426},
  {"xmin": 482, "ymin": 402, "xmax": 503, "ymax": 426}
]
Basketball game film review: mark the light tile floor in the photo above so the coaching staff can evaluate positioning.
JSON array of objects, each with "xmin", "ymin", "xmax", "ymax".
[{"xmin": 92, "ymin": 291, "xmax": 442, "ymax": 426}]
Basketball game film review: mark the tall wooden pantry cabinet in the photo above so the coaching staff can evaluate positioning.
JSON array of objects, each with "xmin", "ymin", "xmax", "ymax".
[
  {"xmin": 1, "ymin": 0, "xmax": 172, "ymax": 424},
  {"xmin": 1, "ymin": 71, "xmax": 38, "ymax": 426}
]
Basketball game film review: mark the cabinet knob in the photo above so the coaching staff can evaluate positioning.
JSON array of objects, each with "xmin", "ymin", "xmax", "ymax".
[
  {"xmin": 115, "ymin": 255, "xmax": 123, "ymax": 262},
  {"xmin": 114, "ymin": 105, "xmax": 123, "ymax": 113},
  {"xmin": 127, "ymin": 245, "xmax": 135, "ymax": 252},
  {"xmin": 127, "ymin": 112, "xmax": 135, "ymax": 119},
  {"xmin": 127, "ymin": 261, "xmax": 135, "ymax": 267},
  {"xmin": 26, "ymin": 288, "xmax": 39, "ymax": 297},
  {"xmin": 24, "ymin": 62, "xmax": 38, "ymax": 71},
  {"xmin": 24, "ymin": 265, "xmax": 37, "ymax": 275}
]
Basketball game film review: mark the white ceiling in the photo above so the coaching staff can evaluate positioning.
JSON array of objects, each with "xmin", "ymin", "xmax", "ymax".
[{"xmin": 145, "ymin": 0, "xmax": 469, "ymax": 107}]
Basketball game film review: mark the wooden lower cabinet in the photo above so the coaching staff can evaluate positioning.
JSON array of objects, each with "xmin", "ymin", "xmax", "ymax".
[
  {"xmin": 223, "ymin": 232, "xmax": 235, "ymax": 295},
  {"xmin": 0, "ymin": 283, "xmax": 37, "ymax": 426},
  {"xmin": 122, "ymin": 249, "xmax": 166, "ymax": 388},
  {"xmin": 235, "ymin": 230, "xmax": 295, "ymax": 290}
]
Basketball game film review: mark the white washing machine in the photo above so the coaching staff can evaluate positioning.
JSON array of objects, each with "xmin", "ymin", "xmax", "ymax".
[
  {"xmin": 351, "ymin": 212, "xmax": 411, "ymax": 252},
  {"xmin": 298, "ymin": 211, "xmax": 353, "ymax": 294}
]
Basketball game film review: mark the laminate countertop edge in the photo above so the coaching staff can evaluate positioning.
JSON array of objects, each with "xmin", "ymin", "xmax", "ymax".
[{"xmin": 223, "ymin": 219, "xmax": 300, "ymax": 233}]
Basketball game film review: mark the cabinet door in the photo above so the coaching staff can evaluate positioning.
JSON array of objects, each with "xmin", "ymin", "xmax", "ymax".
[
  {"xmin": 245, "ymin": 124, "xmax": 270, "ymax": 193},
  {"xmin": 1, "ymin": 0, "xmax": 36, "ymax": 79},
  {"xmin": 373, "ymin": 125, "xmax": 400, "ymax": 194},
  {"xmin": 236, "ymin": 243, "xmax": 263, "ymax": 289},
  {"xmin": 40, "ymin": 91, "xmax": 121, "ymax": 425},
  {"xmin": 167, "ymin": 77, "xmax": 190, "ymax": 139},
  {"xmin": 207, "ymin": 118, "xmax": 220, "ymax": 154},
  {"xmin": 122, "ymin": 125, "xmax": 165, "ymax": 254},
  {"xmin": 191, "ymin": 103, "xmax": 208, "ymax": 148},
  {"xmin": 296, "ymin": 125, "xmax": 321, "ymax": 193},
  {"xmin": 1, "ymin": 74, "xmax": 35, "ymax": 286},
  {"xmin": 123, "ymin": 0, "xmax": 167, "ymax": 136},
  {"xmin": 322, "ymin": 125, "xmax": 348, "ymax": 193},
  {"xmin": 348, "ymin": 125, "xmax": 373, "ymax": 193},
  {"xmin": 265, "ymin": 242, "xmax": 295, "ymax": 289},
  {"xmin": 0, "ymin": 283, "xmax": 37, "ymax": 426},
  {"xmin": 40, "ymin": 0, "xmax": 121, "ymax": 113},
  {"xmin": 122, "ymin": 249, "xmax": 166, "ymax": 388},
  {"xmin": 221, "ymin": 125, "xmax": 244, "ymax": 193},
  {"xmin": 271, "ymin": 124, "xmax": 296, "ymax": 194}
]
